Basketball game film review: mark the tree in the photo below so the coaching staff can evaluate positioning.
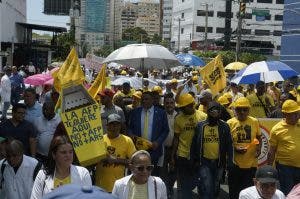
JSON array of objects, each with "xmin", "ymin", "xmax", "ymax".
[
  {"xmin": 151, "ymin": 34, "xmax": 162, "ymax": 44},
  {"xmin": 53, "ymin": 31, "xmax": 77, "ymax": 61},
  {"xmin": 122, "ymin": 27, "xmax": 150, "ymax": 43},
  {"xmin": 160, "ymin": 39, "xmax": 170, "ymax": 48},
  {"xmin": 93, "ymin": 45, "xmax": 113, "ymax": 57}
]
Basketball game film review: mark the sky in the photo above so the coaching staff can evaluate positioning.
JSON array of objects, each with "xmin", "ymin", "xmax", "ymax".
[{"xmin": 27, "ymin": 0, "xmax": 69, "ymax": 29}]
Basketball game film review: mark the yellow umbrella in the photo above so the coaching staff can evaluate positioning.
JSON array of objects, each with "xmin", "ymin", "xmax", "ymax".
[{"xmin": 225, "ymin": 62, "xmax": 247, "ymax": 71}]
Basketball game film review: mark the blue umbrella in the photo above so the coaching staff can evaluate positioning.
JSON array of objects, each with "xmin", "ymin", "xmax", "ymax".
[
  {"xmin": 175, "ymin": 53, "xmax": 205, "ymax": 66},
  {"xmin": 231, "ymin": 61, "xmax": 299, "ymax": 84}
]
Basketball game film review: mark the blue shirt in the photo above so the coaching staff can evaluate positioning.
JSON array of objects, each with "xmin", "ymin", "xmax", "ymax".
[
  {"xmin": 10, "ymin": 73, "xmax": 24, "ymax": 92},
  {"xmin": 141, "ymin": 106, "xmax": 154, "ymax": 140},
  {"xmin": 25, "ymin": 102, "xmax": 43, "ymax": 124}
]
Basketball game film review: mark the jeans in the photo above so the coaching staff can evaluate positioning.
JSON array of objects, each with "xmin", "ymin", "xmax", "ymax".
[
  {"xmin": 198, "ymin": 158, "xmax": 224, "ymax": 199},
  {"xmin": 176, "ymin": 156, "xmax": 194, "ymax": 199},
  {"xmin": 228, "ymin": 165, "xmax": 256, "ymax": 199},
  {"xmin": 1, "ymin": 101, "xmax": 10, "ymax": 119},
  {"xmin": 276, "ymin": 162, "xmax": 300, "ymax": 195}
]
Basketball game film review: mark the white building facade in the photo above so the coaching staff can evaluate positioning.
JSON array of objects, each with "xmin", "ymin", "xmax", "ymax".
[
  {"xmin": 162, "ymin": 0, "xmax": 173, "ymax": 40},
  {"xmin": 171, "ymin": 0, "xmax": 284, "ymax": 55},
  {"xmin": 0, "ymin": 0, "xmax": 26, "ymax": 67}
]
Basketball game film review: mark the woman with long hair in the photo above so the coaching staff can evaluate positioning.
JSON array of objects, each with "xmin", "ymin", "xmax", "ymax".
[{"xmin": 30, "ymin": 135, "xmax": 92, "ymax": 199}]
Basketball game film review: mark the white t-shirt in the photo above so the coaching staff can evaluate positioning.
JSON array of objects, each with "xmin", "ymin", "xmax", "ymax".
[{"xmin": 239, "ymin": 186, "xmax": 285, "ymax": 199}]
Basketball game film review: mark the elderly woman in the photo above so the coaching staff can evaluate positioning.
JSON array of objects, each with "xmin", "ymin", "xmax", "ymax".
[
  {"xmin": 30, "ymin": 135, "xmax": 92, "ymax": 199},
  {"xmin": 112, "ymin": 150, "xmax": 167, "ymax": 199}
]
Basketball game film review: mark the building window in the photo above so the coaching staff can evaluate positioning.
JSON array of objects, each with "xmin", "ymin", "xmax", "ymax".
[
  {"xmin": 255, "ymin": 29, "xmax": 270, "ymax": 36},
  {"xmin": 216, "ymin": 27, "xmax": 225, "ymax": 33},
  {"xmin": 275, "ymin": 15, "xmax": 283, "ymax": 21},
  {"xmin": 196, "ymin": 26, "xmax": 213, "ymax": 33},
  {"xmin": 242, "ymin": 29, "xmax": 251, "ymax": 34},
  {"xmin": 244, "ymin": 13, "xmax": 252, "ymax": 19},
  {"xmin": 276, "ymin": 0, "xmax": 284, "ymax": 4},
  {"xmin": 265, "ymin": 15, "xmax": 271, "ymax": 20},
  {"xmin": 197, "ymin": 10, "xmax": 214, "ymax": 17},
  {"xmin": 181, "ymin": 13, "xmax": 184, "ymax": 18},
  {"xmin": 273, "ymin": 30, "xmax": 282, "ymax": 36},
  {"xmin": 217, "ymin": 11, "xmax": 233, "ymax": 18},
  {"xmin": 181, "ymin": 28, "xmax": 184, "ymax": 34}
]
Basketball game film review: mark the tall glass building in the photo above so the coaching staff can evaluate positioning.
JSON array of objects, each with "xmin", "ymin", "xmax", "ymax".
[
  {"xmin": 85, "ymin": 0, "xmax": 109, "ymax": 32},
  {"xmin": 280, "ymin": 0, "xmax": 300, "ymax": 73}
]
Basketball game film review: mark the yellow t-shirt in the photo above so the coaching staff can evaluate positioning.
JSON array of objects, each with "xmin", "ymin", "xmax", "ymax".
[
  {"xmin": 95, "ymin": 134, "xmax": 136, "ymax": 192},
  {"xmin": 174, "ymin": 110, "xmax": 207, "ymax": 159},
  {"xmin": 203, "ymin": 125, "xmax": 219, "ymax": 160},
  {"xmin": 54, "ymin": 175, "xmax": 71, "ymax": 188},
  {"xmin": 247, "ymin": 93, "xmax": 275, "ymax": 118},
  {"xmin": 227, "ymin": 116, "xmax": 261, "ymax": 168},
  {"xmin": 269, "ymin": 120, "xmax": 300, "ymax": 167},
  {"xmin": 128, "ymin": 179, "xmax": 148, "ymax": 199}
]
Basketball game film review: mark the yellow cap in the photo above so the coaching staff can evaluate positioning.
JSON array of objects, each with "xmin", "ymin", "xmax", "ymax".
[
  {"xmin": 152, "ymin": 86, "xmax": 163, "ymax": 95},
  {"xmin": 223, "ymin": 92, "xmax": 233, "ymax": 99},
  {"xmin": 289, "ymin": 90, "xmax": 297, "ymax": 98},
  {"xmin": 233, "ymin": 97, "xmax": 251, "ymax": 108},
  {"xmin": 170, "ymin": 78, "xmax": 178, "ymax": 84},
  {"xmin": 120, "ymin": 70, "xmax": 127, "ymax": 75},
  {"xmin": 218, "ymin": 95, "xmax": 230, "ymax": 105},
  {"xmin": 282, "ymin": 99, "xmax": 300, "ymax": 113},
  {"xmin": 192, "ymin": 70, "xmax": 198, "ymax": 75},
  {"xmin": 297, "ymin": 85, "xmax": 300, "ymax": 91},
  {"xmin": 177, "ymin": 93, "xmax": 194, "ymax": 108},
  {"xmin": 192, "ymin": 76, "xmax": 198, "ymax": 81},
  {"xmin": 132, "ymin": 91, "xmax": 142, "ymax": 99}
]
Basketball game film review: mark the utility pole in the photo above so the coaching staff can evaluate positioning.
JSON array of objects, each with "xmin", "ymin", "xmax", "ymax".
[
  {"xmin": 235, "ymin": 0, "xmax": 245, "ymax": 61},
  {"xmin": 224, "ymin": 0, "xmax": 232, "ymax": 50},
  {"xmin": 204, "ymin": 3, "xmax": 208, "ymax": 51},
  {"xmin": 178, "ymin": 18, "xmax": 181, "ymax": 53}
]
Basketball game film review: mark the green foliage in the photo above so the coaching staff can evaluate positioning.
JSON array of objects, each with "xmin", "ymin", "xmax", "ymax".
[
  {"xmin": 53, "ymin": 31, "xmax": 77, "ymax": 61},
  {"xmin": 193, "ymin": 50, "xmax": 266, "ymax": 66},
  {"xmin": 122, "ymin": 27, "xmax": 150, "ymax": 43},
  {"xmin": 151, "ymin": 34, "xmax": 162, "ymax": 44},
  {"xmin": 160, "ymin": 40, "xmax": 170, "ymax": 48},
  {"xmin": 93, "ymin": 45, "xmax": 113, "ymax": 57}
]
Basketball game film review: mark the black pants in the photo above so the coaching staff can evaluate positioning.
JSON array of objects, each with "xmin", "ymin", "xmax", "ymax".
[{"xmin": 228, "ymin": 164, "xmax": 256, "ymax": 199}]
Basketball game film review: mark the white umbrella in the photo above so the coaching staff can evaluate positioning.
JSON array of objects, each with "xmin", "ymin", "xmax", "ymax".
[
  {"xmin": 103, "ymin": 43, "xmax": 181, "ymax": 71},
  {"xmin": 111, "ymin": 76, "xmax": 158, "ymax": 90}
]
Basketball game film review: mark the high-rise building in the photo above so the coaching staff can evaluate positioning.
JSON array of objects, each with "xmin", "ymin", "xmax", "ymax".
[
  {"xmin": 44, "ymin": 0, "xmax": 74, "ymax": 15},
  {"xmin": 78, "ymin": 0, "xmax": 122, "ymax": 51},
  {"xmin": 171, "ymin": 0, "xmax": 284, "ymax": 54},
  {"xmin": 280, "ymin": 0, "xmax": 300, "ymax": 73},
  {"xmin": 161, "ymin": 0, "xmax": 172, "ymax": 41},
  {"xmin": 121, "ymin": 2, "xmax": 138, "ymax": 32}
]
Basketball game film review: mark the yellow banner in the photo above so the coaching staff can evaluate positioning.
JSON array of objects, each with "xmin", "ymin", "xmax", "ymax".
[
  {"xmin": 200, "ymin": 55, "xmax": 226, "ymax": 95},
  {"xmin": 88, "ymin": 64, "xmax": 107, "ymax": 99},
  {"xmin": 61, "ymin": 104, "xmax": 106, "ymax": 166},
  {"xmin": 257, "ymin": 118, "xmax": 281, "ymax": 165}
]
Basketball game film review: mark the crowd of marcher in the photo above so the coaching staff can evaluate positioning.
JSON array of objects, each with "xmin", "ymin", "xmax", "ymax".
[{"xmin": 0, "ymin": 64, "xmax": 299, "ymax": 199}]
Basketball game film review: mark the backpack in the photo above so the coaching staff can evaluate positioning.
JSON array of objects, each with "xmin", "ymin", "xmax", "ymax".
[{"xmin": 0, "ymin": 159, "xmax": 42, "ymax": 188}]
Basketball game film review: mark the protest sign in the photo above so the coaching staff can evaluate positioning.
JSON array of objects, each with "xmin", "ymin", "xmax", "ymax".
[
  {"xmin": 61, "ymin": 103, "xmax": 106, "ymax": 166},
  {"xmin": 257, "ymin": 118, "xmax": 281, "ymax": 166}
]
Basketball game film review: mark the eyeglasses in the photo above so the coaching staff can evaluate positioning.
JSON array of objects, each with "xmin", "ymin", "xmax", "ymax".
[{"xmin": 134, "ymin": 165, "xmax": 154, "ymax": 172}]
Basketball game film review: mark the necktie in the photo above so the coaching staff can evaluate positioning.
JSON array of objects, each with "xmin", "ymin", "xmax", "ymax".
[{"xmin": 143, "ymin": 110, "xmax": 149, "ymax": 139}]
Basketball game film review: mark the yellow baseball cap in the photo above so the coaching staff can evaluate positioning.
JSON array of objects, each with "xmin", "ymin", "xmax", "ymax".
[
  {"xmin": 233, "ymin": 97, "xmax": 251, "ymax": 108},
  {"xmin": 120, "ymin": 70, "xmax": 127, "ymax": 75},
  {"xmin": 218, "ymin": 95, "xmax": 230, "ymax": 105},
  {"xmin": 177, "ymin": 93, "xmax": 194, "ymax": 108},
  {"xmin": 192, "ymin": 70, "xmax": 198, "ymax": 75},
  {"xmin": 152, "ymin": 86, "xmax": 163, "ymax": 95},
  {"xmin": 297, "ymin": 85, "xmax": 300, "ymax": 91},
  {"xmin": 282, "ymin": 99, "xmax": 300, "ymax": 113},
  {"xmin": 289, "ymin": 90, "xmax": 297, "ymax": 98},
  {"xmin": 170, "ymin": 78, "xmax": 178, "ymax": 84},
  {"xmin": 132, "ymin": 91, "xmax": 142, "ymax": 99},
  {"xmin": 223, "ymin": 92, "xmax": 233, "ymax": 99},
  {"xmin": 192, "ymin": 76, "xmax": 198, "ymax": 81}
]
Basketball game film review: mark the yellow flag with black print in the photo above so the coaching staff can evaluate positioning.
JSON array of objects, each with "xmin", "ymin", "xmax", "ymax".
[
  {"xmin": 88, "ymin": 64, "xmax": 107, "ymax": 100},
  {"xmin": 200, "ymin": 55, "xmax": 226, "ymax": 95}
]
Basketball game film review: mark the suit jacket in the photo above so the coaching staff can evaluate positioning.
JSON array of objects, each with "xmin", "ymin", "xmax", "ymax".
[
  {"xmin": 112, "ymin": 174, "xmax": 167, "ymax": 199},
  {"xmin": 128, "ymin": 106, "xmax": 169, "ymax": 161}
]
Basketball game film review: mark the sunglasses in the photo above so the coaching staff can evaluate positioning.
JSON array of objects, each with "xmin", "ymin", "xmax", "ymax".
[{"xmin": 134, "ymin": 165, "xmax": 154, "ymax": 172}]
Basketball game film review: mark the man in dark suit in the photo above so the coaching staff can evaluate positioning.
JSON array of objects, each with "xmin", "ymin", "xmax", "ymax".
[{"xmin": 128, "ymin": 91, "xmax": 169, "ymax": 176}]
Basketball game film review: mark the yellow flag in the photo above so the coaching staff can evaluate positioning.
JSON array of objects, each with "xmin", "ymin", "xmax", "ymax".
[
  {"xmin": 88, "ymin": 64, "xmax": 107, "ymax": 99},
  {"xmin": 200, "ymin": 55, "xmax": 226, "ymax": 95},
  {"xmin": 58, "ymin": 47, "xmax": 85, "ymax": 86}
]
